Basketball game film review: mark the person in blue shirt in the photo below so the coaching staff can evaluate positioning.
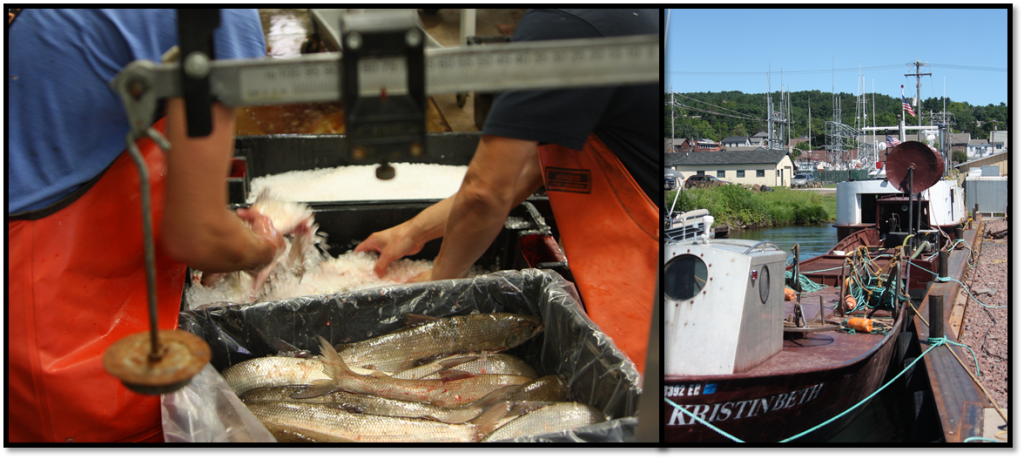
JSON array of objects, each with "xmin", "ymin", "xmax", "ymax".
[{"xmin": 8, "ymin": 9, "xmax": 282, "ymax": 442}]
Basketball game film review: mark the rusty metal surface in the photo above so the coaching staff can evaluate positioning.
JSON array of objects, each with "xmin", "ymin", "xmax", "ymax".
[
  {"xmin": 103, "ymin": 329, "xmax": 211, "ymax": 395},
  {"xmin": 886, "ymin": 141, "xmax": 945, "ymax": 192},
  {"xmin": 912, "ymin": 225, "xmax": 988, "ymax": 443}
]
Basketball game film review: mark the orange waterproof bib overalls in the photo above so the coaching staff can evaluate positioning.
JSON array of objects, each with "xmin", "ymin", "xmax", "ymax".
[
  {"xmin": 538, "ymin": 134, "xmax": 657, "ymax": 373},
  {"xmin": 9, "ymin": 119, "xmax": 186, "ymax": 442}
]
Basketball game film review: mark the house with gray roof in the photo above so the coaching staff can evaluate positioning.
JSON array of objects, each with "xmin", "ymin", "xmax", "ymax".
[
  {"xmin": 990, "ymin": 130, "xmax": 1007, "ymax": 153},
  {"xmin": 968, "ymin": 139, "xmax": 991, "ymax": 158},
  {"xmin": 666, "ymin": 148, "xmax": 796, "ymax": 188},
  {"xmin": 721, "ymin": 136, "xmax": 751, "ymax": 148},
  {"xmin": 948, "ymin": 132, "xmax": 971, "ymax": 154},
  {"xmin": 750, "ymin": 131, "xmax": 769, "ymax": 147}
]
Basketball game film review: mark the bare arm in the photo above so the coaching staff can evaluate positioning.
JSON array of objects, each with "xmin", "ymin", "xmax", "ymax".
[
  {"xmin": 160, "ymin": 98, "xmax": 282, "ymax": 272},
  {"xmin": 429, "ymin": 135, "xmax": 540, "ymax": 280},
  {"xmin": 355, "ymin": 135, "xmax": 543, "ymax": 279}
]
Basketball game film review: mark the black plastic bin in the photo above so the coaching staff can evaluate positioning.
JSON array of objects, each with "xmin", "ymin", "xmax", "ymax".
[
  {"xmin": 229, "ymin": 133, "xmax": 486, "ymax": 205},
  {"xmin": 179, "ymin": 269, "xmax": 640, "ymax": 442}
]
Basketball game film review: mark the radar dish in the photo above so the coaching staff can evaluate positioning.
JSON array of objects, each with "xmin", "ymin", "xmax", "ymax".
[{"xmin": 885, "ymin": 141, "xmax": 944, "ymax": 192}]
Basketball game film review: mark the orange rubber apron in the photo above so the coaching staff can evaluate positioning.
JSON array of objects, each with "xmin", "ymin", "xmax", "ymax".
[
  {"xmin": 538, "ymin": 134, "xmax": 658, "ymax": 374},
  {"xmin": 8, "ymin": 119, "xmax": 186, "ymax": 443}
]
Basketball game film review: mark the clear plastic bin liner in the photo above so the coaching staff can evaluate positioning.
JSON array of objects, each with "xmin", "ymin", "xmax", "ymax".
[
  {"xmin": 176, "ymin": 269, "xmax": 642, "ymax": 442},
  {"xmin": 161, "ymin": 363, "xmax": 276, "ymax": 442}
]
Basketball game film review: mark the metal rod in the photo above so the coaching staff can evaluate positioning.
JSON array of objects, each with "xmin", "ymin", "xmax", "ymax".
[
  {"xmin": 908, "ymin": 167, "xmax": 915, "ymax": 237},
  {"xmin": 125, "ymin": 133, "xmax": 162, "ymax": 360},
  {"xmin": 905, "ymin": 167, "xmax": 914, "ymax": 297},
  {"xmin": 929, "ymin": 295, "xmax": 944, "ymax": 340},
  {"xmin": 938, "ymin": 251, "xmax": 949, "ymax": 282},
  {"xmin": 838, "ymin": 260, "xmax": 848, "ymax": 317},
  {"xmin": 819, "ymin": 296, "xmax": 825, "ymax": 325}
]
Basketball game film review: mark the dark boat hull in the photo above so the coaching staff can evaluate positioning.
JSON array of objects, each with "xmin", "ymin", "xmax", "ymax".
[{"xmin": 664, "ymin": 307, "xmax": 904, "ymax": 443}]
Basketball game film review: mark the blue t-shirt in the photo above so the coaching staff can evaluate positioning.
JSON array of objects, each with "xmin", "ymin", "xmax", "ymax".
[{"xmin": 8, "ymin": 9, "xmax": 267, "ymax": 215}]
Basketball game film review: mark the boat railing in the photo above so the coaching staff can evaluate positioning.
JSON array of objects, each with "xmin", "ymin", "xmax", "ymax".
[
  {"xmin": 742, "ymin": 240, "xmax": 781, "ymax": 255},
  {"xmin": 664, "ymin": 209, "xmax": 713, "ymax": 243}
]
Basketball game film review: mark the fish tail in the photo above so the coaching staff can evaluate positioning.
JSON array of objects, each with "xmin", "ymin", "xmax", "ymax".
[
  {"xmin": 317, "ymin": 335, "xmax": 356, "ymax": 380},
  {"xmin": 470, "ymin": 401, "xmax": 513, "ymax": 440}
]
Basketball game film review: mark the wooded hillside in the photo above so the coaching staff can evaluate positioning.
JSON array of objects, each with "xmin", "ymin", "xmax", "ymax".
[{"xmin": 665, "ymin": 90, "xmax": 1007, "ymax": 146}]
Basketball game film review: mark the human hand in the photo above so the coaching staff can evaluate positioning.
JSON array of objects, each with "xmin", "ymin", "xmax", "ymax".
[
  {"xmin": 236, "ymin": 207, "xmax": 286, "ymax": 265},
  {"xmin": 354, "ymin": 223, "xmax": 426, "ymax": 278},
  {"xmin": 408, "ymin": 269, "xmax": 432, "ymax": 284}
]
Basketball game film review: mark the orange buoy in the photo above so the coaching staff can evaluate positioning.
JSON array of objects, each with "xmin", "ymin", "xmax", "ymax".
[
  {"xmin": 847, "ymin": 317, "xmax": 874, "ymax": 333},
  {"xmin": 845, "ymin": 295, "xmax": 857, "ymax": 310}
]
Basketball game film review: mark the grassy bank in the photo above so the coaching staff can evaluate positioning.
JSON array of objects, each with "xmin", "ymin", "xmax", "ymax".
[{"xmin": 666, "ymin": 186, "xmax": 835, "ymax": 229}]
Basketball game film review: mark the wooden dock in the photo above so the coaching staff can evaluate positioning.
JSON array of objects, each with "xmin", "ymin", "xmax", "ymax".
[{"xmin": 911, "ymin": 223, "xmax": 1000, "ymax": 442}]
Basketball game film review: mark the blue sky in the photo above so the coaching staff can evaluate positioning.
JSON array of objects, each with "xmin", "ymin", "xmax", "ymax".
[{"xmin": 664, "ymin": 8, "xmax": 1009, "ymax": 106}]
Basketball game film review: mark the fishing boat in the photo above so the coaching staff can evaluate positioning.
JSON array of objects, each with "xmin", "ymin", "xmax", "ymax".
[
  {"xmin": 798, "ymin": 140, "xmax": 967, "ymax": 300},
  {"xmin": 661, "ymin": 141, "xmax": 969, "ymax": 443},
  {"xmin": 663, "ymin": 229, "xmax": 910, "ymax": 442}
]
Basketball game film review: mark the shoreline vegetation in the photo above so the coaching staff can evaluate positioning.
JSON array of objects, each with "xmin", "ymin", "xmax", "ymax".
[{"xmin": 666, "ymin": 186, "xmax": 836, "ymax": 230}]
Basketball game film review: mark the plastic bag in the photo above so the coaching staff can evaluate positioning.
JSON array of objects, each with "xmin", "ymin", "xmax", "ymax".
[{"xmin": 161, "ymin": 363, "xmax": 276, "ymax": 442}]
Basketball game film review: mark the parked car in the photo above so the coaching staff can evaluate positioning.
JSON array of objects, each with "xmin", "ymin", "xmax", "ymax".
[
  {"xmin": 685, "ymin": 174, "xmax": 730, "ymax": 189},
  {"xmin": 792, "ymin": 173, "xmax": 815, "ymax": 188}
]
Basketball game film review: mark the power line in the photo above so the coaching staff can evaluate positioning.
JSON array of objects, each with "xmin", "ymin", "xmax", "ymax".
[
  {"xmin": 672, "ymin": 103, "xmax": 761, "ymax": 121},
  {"xmin": 930, "ymin": 63, "xmax": 1007, "ymax": 72},
  {"xmin": 668, "ymin": 62, "xmax": 1005, "ymax": 76},
  {"xmin": 671, "ymin": 64, "xmax": 905, "ymax": 75},
  {"xmin": 672, "ymin": 93, "xmax": 759, "ymax": 119}
]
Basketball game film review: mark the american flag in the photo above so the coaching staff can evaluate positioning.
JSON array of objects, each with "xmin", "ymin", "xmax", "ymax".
[
  {"xmin": 902, "ymin": 96, "xmax": 916, "ymax": 117},
  {"xmin": 886, "ymin": 135, "xmax": 902, "ymax": 148}
]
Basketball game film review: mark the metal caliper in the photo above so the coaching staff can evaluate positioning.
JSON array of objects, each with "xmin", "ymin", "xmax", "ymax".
[{"xmin": 103, "ymin": 8, "xmax": 658, "ymax": 395}]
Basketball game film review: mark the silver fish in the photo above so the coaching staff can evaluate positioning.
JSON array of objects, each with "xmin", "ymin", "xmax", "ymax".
[
  {"xmin": 246, "ymin": 189, "xmax": 318, "ymax": 297},
  {"xmin": 246, "ymin": 400, "xmax": 509, "ymax": 443},
  {"xmin": 312, "ymin": 336, "xmax": 532, "ymax": 407},
  {"xmin": 482, "ymin": 402, "xmax": 608, "ymax": 442},
  {"xmin": 446, "ymin": 353, "xmax": 538, "ymax": 379},
  {"xmin": 222, "ymin": 357, "xmax": 329, "ymax": 395},
  {"xmin": 335, "ymin": 313, "xmax": 544, "ymax": 373},
  {"xmin": 386, "ymin": 354, "xmax": 483, "ymax": 380},
  {"xmin": 477, "ymin": 374, "xmax": 568, "ymax": 405},
  {"xmin": 393, "ymin": 352, "xmax": 538, "ymax": 380},
  {"xmin": 242, "ymin": 385, "xmax": 511, "ymax": 425}
]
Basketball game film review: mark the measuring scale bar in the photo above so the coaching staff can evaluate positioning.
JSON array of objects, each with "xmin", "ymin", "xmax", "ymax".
[{"xmin": 112, "ymin": 34, "xmax": 659, "ymax": 108}]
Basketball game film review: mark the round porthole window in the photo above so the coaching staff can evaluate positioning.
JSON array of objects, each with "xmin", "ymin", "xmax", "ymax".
[
  {"xmin": 759, "ymin": 266, "xmax": 770, "ymax": 304},
  {"xmin": 664, "ymin": 254, "xmax": 708, "ymax": 301}
]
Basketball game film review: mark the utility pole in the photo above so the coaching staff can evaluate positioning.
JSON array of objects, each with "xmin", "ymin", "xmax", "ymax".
[
  {"xmin": 670, "ymin": 86, "xmax": 674, "ymax": 153},
  {"xmin": 905, "ymin": 61, "xmax": 931, "ymax": 142}
]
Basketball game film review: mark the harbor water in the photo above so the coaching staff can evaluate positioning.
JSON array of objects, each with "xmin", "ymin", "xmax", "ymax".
[
  {"xmin": 727, "ymin": 223, "xmax": 838, "ymax": 260},
  {"xmin": 729, "ymin": 223, "xmax": 911, "ymax": 443}
]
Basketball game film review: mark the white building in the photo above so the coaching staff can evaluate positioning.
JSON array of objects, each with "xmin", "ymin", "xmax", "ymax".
[{"xmin": 666, "ymin": 148, "xmax": 796, "ymax": 188}]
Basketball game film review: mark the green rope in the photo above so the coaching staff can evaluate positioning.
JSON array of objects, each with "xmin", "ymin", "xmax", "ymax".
[
  {"xmin": 843, "ymin": 262, "xmax": 905, "ymax": 313},
  {"xmin": 785, "ymin": 270, "xmax": 825, "ymax": 292},
  {"xmin": 908, "ymin": 261, "xmax": 1006, "ymax": 309},
  {"xmin": 963, "ymin": 437, "xmax": 1003, "ymax": 443},
  {"xmin": 929, "ymin": 336, "xmax": 981, "ymax": 378},
  {"xmin": 664, "ymin": 339, "xmax": 946, "ymax": 443},
  {"xmin": 948, "ymin": 239, "xmax": 977, "ymax": 268}
]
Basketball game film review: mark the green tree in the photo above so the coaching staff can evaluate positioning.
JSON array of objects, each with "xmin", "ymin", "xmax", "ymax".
[
  {"xmin": 731, "ymin": 123, "xmax": 748, "ymax": 137},
  {"xmin": 952, "ymin": 151, "xmax": 968, "ymax": 164}
]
